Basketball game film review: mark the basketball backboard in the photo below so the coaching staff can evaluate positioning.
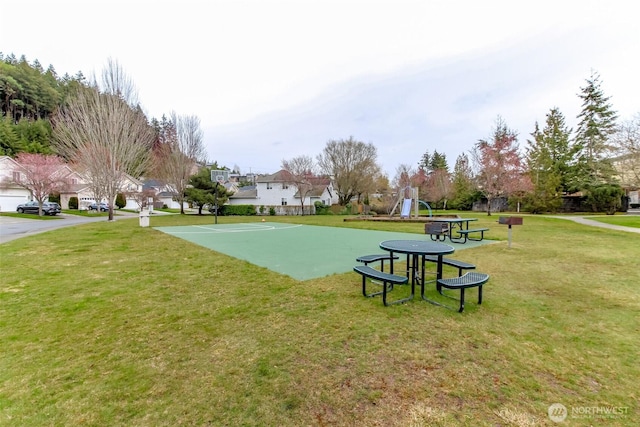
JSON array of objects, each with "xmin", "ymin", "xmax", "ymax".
[{"xmin": 211, "ymin": 169, "xmax": 229, "ymax": 183}]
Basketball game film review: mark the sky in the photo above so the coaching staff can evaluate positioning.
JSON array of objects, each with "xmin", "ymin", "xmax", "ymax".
[{"xmin": 2, "ymin": 0, "xmax": 639, "ymax": 177}]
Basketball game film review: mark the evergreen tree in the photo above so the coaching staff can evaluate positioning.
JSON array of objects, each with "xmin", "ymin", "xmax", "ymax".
[
  {"xmin": 525, "ymin": 107, "xmax": 572, "ymax": 212},
  {"xmin": 185, "ymin": 167, "xmax": 230, "ymax": 215},
  {"xmin": 418, "ymin": 150, "xmax": 448, "ymax": 173},
  {"xmin": 0, "ymin": 115, "xmax": 21, "ymax": 155},
  {"xmin": 572, "ymin": 71, "xmax": 618, "ymax": 189},
  {"xmin": 449, "ymin": 153, "xmax": 477, "ymax": 210}
]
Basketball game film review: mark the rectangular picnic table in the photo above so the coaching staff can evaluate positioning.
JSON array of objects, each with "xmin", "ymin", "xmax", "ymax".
[{"xmin": 425, "ymin": 218, "xmax": 487, "ymax": 243}]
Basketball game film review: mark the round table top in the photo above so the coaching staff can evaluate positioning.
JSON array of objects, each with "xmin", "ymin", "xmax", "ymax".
[{"xmin": 379, "ymin": 239, "xmax": 455, "ymax": 255}]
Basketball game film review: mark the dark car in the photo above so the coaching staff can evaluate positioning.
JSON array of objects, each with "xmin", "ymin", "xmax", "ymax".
[
  {"xmin": 16, "ymin": 201, "xmax": 61, "ymax": 216},
  {"xmin": 88, "ymin": 202, "xmax": 109, "ymax": 212}
]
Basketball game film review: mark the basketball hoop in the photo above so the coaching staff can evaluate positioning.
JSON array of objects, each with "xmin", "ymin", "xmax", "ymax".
[
  {"xmin": 210, "ymin": 169, "xmax": 228, "ymax": 225},
  {"xmin": 210, "ymin": 169, "xmax": 229, "ymax": 184}
]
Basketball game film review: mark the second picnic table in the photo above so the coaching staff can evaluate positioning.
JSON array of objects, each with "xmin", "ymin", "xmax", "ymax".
[{"xmin": 425, "ymin": 217, "xmax": 488, "ymax": 243}]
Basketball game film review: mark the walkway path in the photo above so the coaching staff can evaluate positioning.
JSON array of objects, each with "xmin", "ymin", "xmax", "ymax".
[{"xmin": 550, "ymin": 215, "xmax": 640, "ymax": 234}]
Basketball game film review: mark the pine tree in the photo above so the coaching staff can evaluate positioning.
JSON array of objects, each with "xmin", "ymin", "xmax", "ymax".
[
  {"xmin": 572, "ymin": 71, "xmax": 618, "ymax": 189},
  {"xmin": 526, "ymin": 108, "xmax": 572, "ymax": 212},
  {"xmin": 449, "ymin": 153, "xmax": 476, "ymax": 210}
]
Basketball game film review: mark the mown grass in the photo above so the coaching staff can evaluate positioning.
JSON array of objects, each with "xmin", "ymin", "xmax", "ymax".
[
  {"xmin": 0, "ymin": 212, "xmax": 62, "ymax": 220},
  {"xmin": 1, "ymin": 213, "xmax": 638, "ymax": 426}
]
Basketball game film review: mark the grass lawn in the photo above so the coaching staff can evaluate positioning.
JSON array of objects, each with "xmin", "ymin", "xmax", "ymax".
[{"xmin": 1, "ymin": 214, "xmax": 638, "ymax": 426}]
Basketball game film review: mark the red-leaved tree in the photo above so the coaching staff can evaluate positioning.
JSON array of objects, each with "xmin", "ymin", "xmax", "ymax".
[
  {"xmin": 473, "ymin": 117, "xmax": 532, "ymax": 215},
  {"xmin": 14, "ymin": 153, "xmax": 69, "ymax": 215}
]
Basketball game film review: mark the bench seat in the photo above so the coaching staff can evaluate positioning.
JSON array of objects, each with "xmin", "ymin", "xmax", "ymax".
[
  {"xmin": 355, "ymin": 254, "xmax": 399, "ymax": 272},
  {"xmin": 452, "ymin": 227, "xmax": 489, "ymax": 243},
  {"xmin": 423, "ymin": 255, "xmax": 475, "ymax": 276},
  {"xmin": 434, "ymin": 272, "xmax": 490, "ymax": 312},
  {"xmin": 353, "ymin": 265, "xmax": 410, "ymax": 306}
]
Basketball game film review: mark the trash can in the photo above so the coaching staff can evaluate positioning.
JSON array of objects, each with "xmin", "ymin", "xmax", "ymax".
[{"xmin": 139, "ymin": 209, "xmax": 150, "ymax": 227}]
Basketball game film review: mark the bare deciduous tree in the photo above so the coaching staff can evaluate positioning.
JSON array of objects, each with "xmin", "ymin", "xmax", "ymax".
[
  {"xmin": 317, "ymin": 136, "xmax": 381, "ymax": 206},
  {"xmin": 282, "ymin": 155, "xmax": 316, "ymax": 215},
  {"xmin": 52, "ymin": 60, "xmax": 155, "ymax": 220},
  {"xmin": 154, "ymin": 112, "xmax": 205, "ymax": 214},
  {"xmin": 12, "ymin": 153, "xmax": 69, "ymax": 215},
  {"xmin": 613, "ymin": 113, "xmax": 640, "ymax": 187}
]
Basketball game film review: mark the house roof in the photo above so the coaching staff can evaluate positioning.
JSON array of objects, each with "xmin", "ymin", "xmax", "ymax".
[
  {"xmin": 256, "ymin": 170, "xmax": 292, "ymax": 183},
  {"xmin": 294, "ymin": 184, "xmax": 329, "ymax": 198},
  {"xmin": 229, "ymin": 185, "xmax": 257, "ymax": 199}
]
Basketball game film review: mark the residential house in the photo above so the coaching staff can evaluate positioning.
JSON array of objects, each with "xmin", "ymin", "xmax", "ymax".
[
  {"xmin": 59, "ymin": 173, "xmax": 144, "ymax": 210},
  {"xmin": 0, "ymin": 155, "xmax": 146, "ymax": 211},
  {"xmin": 227, "ymin": 170, "xmax": 338, "ymax": 215},
  {"xmin": 0, "ymin": 155, "xmax": 31, "ymax": 211},
  {"xmin": 142, "ymin": 179, "xmax": 188, "ymax": 210},
  {"xmin": 613, "ymin": 153, "xmax": 640, "ymax": 207}
]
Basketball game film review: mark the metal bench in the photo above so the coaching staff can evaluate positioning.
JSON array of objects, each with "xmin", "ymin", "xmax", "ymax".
[
  {"xmin": 423, "ymin": 255, "xmax": 476, "ymax": 277},
  {"xmin": 353, "ymin": 265, "xmax": 410, "ymax": 306},
  {"xmin": 452, "ymin": 228, "xmax": 489, "ymax": 243},
  {"xmin": 355, "ymin": 254, "xmax": 399, "ymax": 272},
  {"xmin": 430, "ymin": 272, "xmax": 490, "ymax": 312}
]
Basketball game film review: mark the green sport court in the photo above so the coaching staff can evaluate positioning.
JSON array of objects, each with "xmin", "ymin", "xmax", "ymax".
[{"xmin": 155, "ymin": 222, "xmax": 495, "ymax": 281}]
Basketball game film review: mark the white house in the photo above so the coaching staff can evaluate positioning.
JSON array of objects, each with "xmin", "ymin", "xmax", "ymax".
[
  {"xmin": 227, "ymin": 170, "xmax": 338, "ymax": 214},
  {"xmin": 0, "ymin": 156, "xmax": 31, "ymax": 212}
]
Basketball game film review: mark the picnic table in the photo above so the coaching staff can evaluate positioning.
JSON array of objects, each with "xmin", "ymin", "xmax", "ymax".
[
  {"xmin": 425, "ymin": 217, "xmax": 488, "ymax": 243},
  {"xmin": 380, "ymin": 239, "xmax": 455, "ymax": 291},
  {"xmin": 354, "ymin": 239, "xmax": 490, "ymax": 311}
]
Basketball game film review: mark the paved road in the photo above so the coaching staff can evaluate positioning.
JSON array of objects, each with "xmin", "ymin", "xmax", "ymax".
[{"xmin": 0, "ymin": 211, "xmax": 139, "ymax": 245}]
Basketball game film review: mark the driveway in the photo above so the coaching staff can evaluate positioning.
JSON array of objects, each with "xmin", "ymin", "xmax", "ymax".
[{"xmin": 0, "ymin": 211, "xmax": 139, "ymax": 244}]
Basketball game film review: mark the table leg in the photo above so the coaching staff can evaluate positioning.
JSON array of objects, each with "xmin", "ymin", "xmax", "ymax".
[{"xmin": 421, "ymin": 254, "xmax": 447, "ymax": 306}]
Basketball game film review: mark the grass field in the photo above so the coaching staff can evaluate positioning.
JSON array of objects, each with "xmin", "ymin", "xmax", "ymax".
[{"xmin": 1, "ymin": 213, "xmax": 638, "ymax": 426}]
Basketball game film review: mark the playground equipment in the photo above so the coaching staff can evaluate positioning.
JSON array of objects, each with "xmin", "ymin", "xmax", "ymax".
[
  {"xmin": 418, "ymin": 200, "xmax": 432, "ymax": 217},
  {"xmin": 390, "ymin": 187, "xmax": 432, "ymax": 218}
]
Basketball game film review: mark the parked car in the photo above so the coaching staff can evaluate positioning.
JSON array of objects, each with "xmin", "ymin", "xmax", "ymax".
[
  {"xmin": 16, "ymin": 201, "xmax": 61, "ymax": 216},
  {"xmin": 88, "ymin": 202, "xmax": 110, "ymax": 212}
]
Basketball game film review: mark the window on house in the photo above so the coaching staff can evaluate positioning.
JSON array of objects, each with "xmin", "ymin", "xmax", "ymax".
[
  {"xmin": 282, "ymin": 183, "xmax": 288, "ymax": 189},
  {"xmin": 281, "ymin": 198, "xmax": 287, "ymax": 206},
  {"xmin": 12, "ymin": 171, "xmax": 20, "ymax": 182},
  {"xmin": 71, "ymin": 178, "xmax": 78, "ymax": 184},
  {"xmin": 267, "ymin": 183, "xmax": 272, "ymax": 189}
]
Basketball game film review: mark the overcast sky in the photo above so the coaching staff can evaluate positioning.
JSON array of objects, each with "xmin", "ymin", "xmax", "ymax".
[{"xmin": 2, "ymin": 0, "xmax": 639, "ymax": 177}]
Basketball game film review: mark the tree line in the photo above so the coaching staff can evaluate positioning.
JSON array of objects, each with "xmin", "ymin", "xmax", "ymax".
[{"xmin": 2, "ymin": 52, "xmax": 639, "ymax": 215}]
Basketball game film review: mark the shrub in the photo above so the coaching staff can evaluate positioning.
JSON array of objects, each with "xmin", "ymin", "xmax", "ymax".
[
  {"xmin": 69, "ymin": 196, "xmax": 78, "ymax": 210},
  {"xmin": 115, "ymin": 193, "xmax": 126, "ymax": 209},
  {"xmin": 48, "ymin": 193, "xmax": 61, "ymax": 204},
  {"xmin": 314, "ymin": 201, "xmax": 331, "ymax": 215},
  {"xmin": 220, "ymin": 204, "xmax": 256, "ymax": 216},
  {"xmin": 586, "ymin": 184, "xmax": 624, "ymax": 215},
  {"xmin": 269, "ymin": 207, "xmax": 276, "ymax": 216},
  {"xmin": 631, "ymin": 203, "xmax": 640, "ymax": 209}
]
